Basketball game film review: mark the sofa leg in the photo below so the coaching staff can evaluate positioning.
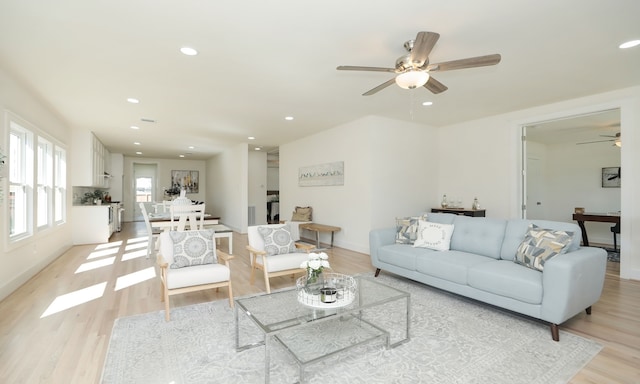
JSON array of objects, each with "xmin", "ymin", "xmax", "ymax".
[
  {"xmin": 374, "ymin": 268, "xmax": 381, "ymax": 277},
  {"xmin": 550, "ymin": 323, "xmax": 559, "ymax": 341},
  {"xmin": 585, "ymin": 306, "xmax": 592, "ymax": 315}
]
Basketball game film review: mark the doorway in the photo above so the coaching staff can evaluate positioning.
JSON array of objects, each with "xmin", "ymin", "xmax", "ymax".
[
  {"xmin": 522, "ymin": 109, "xmax": 621, "ymax": 250},
  {"xmin": 133, "ymin": 163, "xmax": 158, "ymax": 220}
]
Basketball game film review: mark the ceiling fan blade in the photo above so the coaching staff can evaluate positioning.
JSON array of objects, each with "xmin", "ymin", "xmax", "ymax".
[
  {"xmin": 337, "ymin": 65, "xmax": 396, "ymax": 73},
  {"xmin": 428, "ymin": 54, "xmax": 501, "ymax": 72},
  {"xmin": 411, "ymin": 31, "xmax": 440, "ymax": 67},
  {"xmin": 363, "ymin": 78, "xmax": 396, "ymax": 96},
  {"xmin": 423, "ymin": 76, "xmax": 448, "ymax": 94},
  {"xmin": 576, "ymin": 139, "xmax": 615, "ymax": 145}
]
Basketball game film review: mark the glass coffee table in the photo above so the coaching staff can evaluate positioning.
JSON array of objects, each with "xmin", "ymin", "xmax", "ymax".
[{"xmin": 235, "ymin": 275, "xmax": 410, "ymax": 383}]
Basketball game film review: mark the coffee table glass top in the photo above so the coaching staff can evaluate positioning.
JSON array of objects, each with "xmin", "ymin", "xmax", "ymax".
[{"xmin": 235, "ymin": 275, "xmax": 408, "ymax": 334}]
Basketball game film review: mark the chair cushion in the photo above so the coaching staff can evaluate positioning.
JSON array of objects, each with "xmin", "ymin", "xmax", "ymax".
[
  {"xmin": 168, "ymin": 229, "xmax": 217, "ymax": 269},
  {"xmin": 514, "ymin": 224, "xmax": 573, "ymax": 271},
  {"xmin": 257, "ymin": 225, "xmax": 296, "ymax": 256},
  {"xmin": 166, "ymin": 263, "xmax": 230, "ymax": 290},
  {"xmin": 255, "ymin": 251, "xmax": 309, "ymax": 273}
]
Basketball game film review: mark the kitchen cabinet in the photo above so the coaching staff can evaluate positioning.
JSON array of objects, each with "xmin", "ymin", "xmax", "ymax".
[
  {"xmin": 72, "ymin": 206, "xmax": 113, "ymax": 244},
  {"xmin": 71, "ymin": 130, "xmax": 110, "ymax": 187}
]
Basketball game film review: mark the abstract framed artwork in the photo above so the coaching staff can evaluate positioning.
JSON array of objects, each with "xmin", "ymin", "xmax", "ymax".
[
  {"xmin": 171, "ymin": 170, "xmax": 199, "ymax": 193},
  {"xmin": 298, "ymin": 161, "xmax": 344, "ymax": 187},
  {"xmin": 601, "ymin": 166, "xmax": 621, "ymax": 188}
]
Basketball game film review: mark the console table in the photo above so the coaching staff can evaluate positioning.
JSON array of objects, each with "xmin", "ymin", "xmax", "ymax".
[
  {"xmin": 572, "ymin": 212, "xmax": 620, "ymax": 247},
  {"xmin": 431, "ymin": 208, "xmax": 486, "ymax": 217}
]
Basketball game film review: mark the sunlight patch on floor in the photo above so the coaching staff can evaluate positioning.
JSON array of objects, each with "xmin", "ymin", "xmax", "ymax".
[
  {"xmin": 41, "ymin": 282, "xmax": 107, "ymax": 318},
  {"xmin": 75, "ymin": 256, "xmax": 116, "ymax": 273},
  {"xmin": 114, "ymin": 267, "xmax": 156, "ymax": 291},
  {"xmin": 125, "ymin": 242, "xmax": 147, "ymax": 251},
  {"xmin": 121, "ymin": 248, "xmax": 148, "ymax": 261},
  {"xmin": 94, "ymin": 241, "xmax": 123, "ymax": 250},
  {"xmin": 87, "ymin": 247, "xmax": 120, "ymax": 260},
  {"xmin": 127, "ymin": 236, "xmax": 147, "ymax": 244}
]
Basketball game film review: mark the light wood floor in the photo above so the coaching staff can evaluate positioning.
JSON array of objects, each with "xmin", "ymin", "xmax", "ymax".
[{"xmin": 0, "ymin": 222, "xmax": 638, "ymax": 383}]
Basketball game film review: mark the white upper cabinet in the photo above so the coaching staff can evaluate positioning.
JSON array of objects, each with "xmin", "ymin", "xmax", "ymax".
[{"xmin": 71, "ymin": 130, "xmax": 110, "ymax": 187}]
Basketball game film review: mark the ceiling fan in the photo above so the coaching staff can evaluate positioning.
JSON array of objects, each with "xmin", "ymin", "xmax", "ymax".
[
  {"xmin": 576, "ymin": 132, "xmax": 621, "ymax": 147},
  {"xmin": 336, "ymin": 31, "xmax": 501, "ymax": 96}
]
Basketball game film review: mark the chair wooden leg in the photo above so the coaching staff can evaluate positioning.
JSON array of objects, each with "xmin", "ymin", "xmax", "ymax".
[
  {"xmin": 164, "ymin": 290, "xmax": 171, "ymax": 321},
  {"xmin": 263, "ymin": 268, "xmax": 271, "ymax": 294},
  {"xmin": 227, "ymin": 282, "xmax": 234, "ymax": 308},
  {"xmin": 160, "ymin": 279, "xmax": 165, "ymax": 302}
]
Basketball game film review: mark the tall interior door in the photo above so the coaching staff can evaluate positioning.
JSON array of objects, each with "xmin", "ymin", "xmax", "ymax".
[{"xmin": 133, "ymin": 163, "xmax": 157, "ymax": 220}]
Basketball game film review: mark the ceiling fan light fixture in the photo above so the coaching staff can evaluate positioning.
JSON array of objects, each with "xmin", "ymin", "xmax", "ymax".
[{"xmin": 395, "ymin": 70, "xmax": 429, "ymax": 89}]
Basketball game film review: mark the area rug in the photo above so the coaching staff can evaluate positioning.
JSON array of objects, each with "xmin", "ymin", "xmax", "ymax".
[{"xmin": 102, "ymin": 273, "xmax": 601, "ymax": 384}]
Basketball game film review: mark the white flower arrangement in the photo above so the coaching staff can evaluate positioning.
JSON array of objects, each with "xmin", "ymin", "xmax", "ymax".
[{"xmin": 300, "ymin": 252, "xmax": 330, "ymax": 282}]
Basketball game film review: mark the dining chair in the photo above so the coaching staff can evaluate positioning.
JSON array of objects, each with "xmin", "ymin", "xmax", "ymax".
[
  {"xmin": 170, "ymin": 204, "xmax": 205, "ymax": 231},
  {"xmin": 139, "ymin": 202, "xmax": 158, "ymax": 259}
]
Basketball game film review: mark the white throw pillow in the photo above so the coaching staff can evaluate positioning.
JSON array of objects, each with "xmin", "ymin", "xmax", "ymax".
[{"xmin": 413, "ymin": 220, "xmax": 455, "ymax": 251}]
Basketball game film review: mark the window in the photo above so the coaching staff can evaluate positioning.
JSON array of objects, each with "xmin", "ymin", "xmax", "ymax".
[
  {"xmin": 9, "ymin": 122, "xmax": 34, "ymax": 240},
  {"xmin": 54, "ymin": 146, "xmax": 66, "ymax": 224},
  {"xmin": 7, "ymin": 112, "xmax": 66, "ymax": 245},
  {"xmin": 37, "ymin": 137, "xmax": 53, "ymax": 229}
]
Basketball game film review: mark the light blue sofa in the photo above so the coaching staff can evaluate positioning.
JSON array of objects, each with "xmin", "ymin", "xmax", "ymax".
[{"xmin": 369, "ymin": 213, "xmax": 607, "ymax": 341}]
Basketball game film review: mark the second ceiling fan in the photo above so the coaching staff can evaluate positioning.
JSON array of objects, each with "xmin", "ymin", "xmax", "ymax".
[{"xmin": 337, "ymin": 31, "xmax": 501, "ymax": 96}]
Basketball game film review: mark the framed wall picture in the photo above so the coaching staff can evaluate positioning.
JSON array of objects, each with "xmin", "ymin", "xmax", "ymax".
[
  {"xmin": 171, "ymin": 170, "xmax": 199, "ymax": 193},
  {"xmin": 602, "ymin": 167, "xmax": 621, "ymax": 188}
]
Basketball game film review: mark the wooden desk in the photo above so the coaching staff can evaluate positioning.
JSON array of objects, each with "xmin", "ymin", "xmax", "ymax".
[
  {"xmin": 299, "ymin": 223, "xmax": 341, "ymax": 249},
  {"xmin": 431, "ymin": 208, "xmax": 486, "ymax": 217},
  {"xmin": 572, "ymin": 212, "xmax": 620, "ymax": 247}
]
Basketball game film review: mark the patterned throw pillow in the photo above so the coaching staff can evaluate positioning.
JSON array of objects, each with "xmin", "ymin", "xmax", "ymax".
[
  {"xmin": 291, "ymin": 206, "xmax": 312, "ymax": 222},
  {"xmin": 395, "ymin": 215, "xmax": 427, "ymax": 244},
  {"xmin": 413, "ymin": 220, "xmax": 455, "ymax": 251},
  {"xmin": 257, "ymin": 225, "xmax": 296, "ymax": 256},
  {"xmin": 514, "ymin": 224, "xmax": 573, "ymax": 271},
  {"xmin": 169, "ymin": 229, "xmax": 217, "ymax": 269}
]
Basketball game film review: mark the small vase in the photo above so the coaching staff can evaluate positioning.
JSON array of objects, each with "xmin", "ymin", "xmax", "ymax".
[{"xmin": 305, "ymin": 271, "xmax": 324, "ymax": 295}]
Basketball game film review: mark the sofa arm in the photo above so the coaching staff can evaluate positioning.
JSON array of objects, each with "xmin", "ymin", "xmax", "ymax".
[
  {"xmin": 369, "ymin": 228, "xmax": 397, "ymax": 264},
  {"xmin": 540, "ymin": 246, "xmax": 607, "ymax": 324}
]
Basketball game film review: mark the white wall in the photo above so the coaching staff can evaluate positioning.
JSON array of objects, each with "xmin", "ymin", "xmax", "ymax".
[
  {"xmin": 437, "ymin": 86, "xmax": 640, "ymax": 280},
  {"xmin": 267, "ymin": 167, "xmax": 279, "ymax": 191},
  {"xmin": 122, "ymin": 157, "xmax": 206, "ymax": 222},
  {"xmin": 248, "ymin": 150, "xmax": 268, "ymax": 226},
  {"xmin": 280, "ymin": 115, "xmax": 438, "ymax": 253},
  {"xmin": 205, "ymin": 143, "xmax": 248, "ymax": 233},
  {"xmin": 0, "ymin": 66, "xmax": 73, "ymax": 301},
  {"xmin": 533, "ymin": 139, "xmax": 620, "ymax": 245}
]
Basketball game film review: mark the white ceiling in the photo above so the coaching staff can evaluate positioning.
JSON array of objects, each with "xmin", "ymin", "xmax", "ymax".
[{"xmin": 1, "ymin": 1, "xmax": 639, "ymax": 159}]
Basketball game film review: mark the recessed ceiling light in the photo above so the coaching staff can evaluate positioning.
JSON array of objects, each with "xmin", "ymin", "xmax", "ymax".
[
  {"xmin": 255, "ymin": 147, "xmax": 261, "ymax": 151},
  {"xmin": 133, "ymin": 142, "xmax": 141, "ymax": 145},
  {"xmin": 188, "ymin": 146, "xmax": 195, "ymax": 149},
  {"xmin": 285, "ymin": 116, "xmax": 294, "ymax": 121},
  {"xmin": 130, "ymin": 125, "xmax": 139, "ymax": 130},
  {"xmin": 619, "ymin": 39, "xmax": 640, "ymax": 49},
  {"xmin": 248, "ymin": 136, "xmax": 255, "ymax": 140},
  {"xmin": 127, "ymin": 98, "xmax": 139, "ymax": 104},
  {"xmin": 136, "ymin": 151, "xmax": 142, "ymax": 155},
  {"xmin": 422, "ymin": 101, "xmax": 433, "ymax": 106},
  {"xmin": 179, "ymin": 154, "xmax": 185, "ymax": 158},
  {"xmin": 180, "ymin": 47, "xmax": 198, "ymax": 56}
]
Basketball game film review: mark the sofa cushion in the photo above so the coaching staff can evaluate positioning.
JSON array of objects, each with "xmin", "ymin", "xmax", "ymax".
[
  {"xmin": 395, "ymin": 215, "xmax": 426, "ymax": 244},
  {"xmin": 416, "ymin": 250, "xmax": 494, "ymax": 285},
  {"xmin": 426, "ymin": 212, "xmax": 456, "ymax": 225},
  {"xmin": 377, "ymin": 244, "xmax": 422, "ymax": 271},
  {"xmin": 413, "ymin": 220, "xmax": 454, "ymax": 251},
  {"xmin": 501, "ymin": 219, "xmax": 581, "ymax": 260},
  {"xmin": 448, "ymin": 216, "xmax": 507, "ymax": 259},
  {"xmin": 468, "ymin": 260, "xmax": 543, "ymax": 304},
  {"xmin": 514, "ymin": 224, "xmax": 573, "ymax": 271}
]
